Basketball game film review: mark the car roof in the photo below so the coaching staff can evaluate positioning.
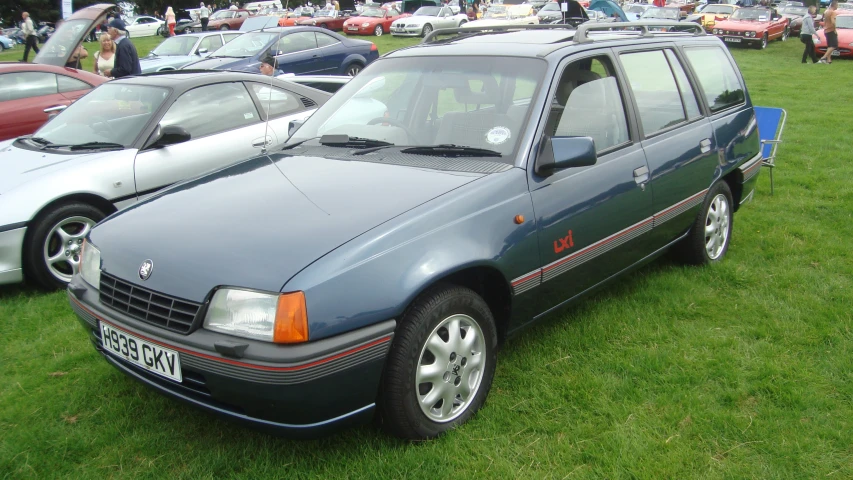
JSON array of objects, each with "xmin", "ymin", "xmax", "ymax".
[{"xmin": 108, "ymin": 70, "xmax": 331, "ymax": 99}]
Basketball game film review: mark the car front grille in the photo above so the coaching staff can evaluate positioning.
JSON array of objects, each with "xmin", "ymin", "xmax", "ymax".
[{"xmin": 99, "ymin": 272, "xmax": 201, "ymax": 334}]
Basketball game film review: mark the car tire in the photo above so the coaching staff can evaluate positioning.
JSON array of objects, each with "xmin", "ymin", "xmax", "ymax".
[
  {"xmin": 378, "ymin": 284, "xmax": 498, "ymax": 440},
  {"xmin": 374, "ymin": 24, "xmax": 383, "ymax": 36},
  {"xmin": 320, "ymin": 23, "xmax": 328, "ymax": 29},
  {"xmin": 759, "ymin": 32, "xmax": 768, "ymax": 49},
  {"xmin": 673, "ymin": 181, "xmax": 734, "ymax": 266},
  {"xmin": 422, "ymin": 24, "xmax": 433, "ymax": 36},
  {"xmin": 781, "ymin": 26, "xmax": 788, "ymax": 41},
  {"xmin": 23, "ymin": 202, "xmax": 108, "ymax": 289},
  {"xmin": 345, "ymin": 62, "xmax": 363, "ymax": 76},
  {"xmin": 220, "ymin": 25, "xmax": 229, "ymax": 30},
  {"xmin": 458, "ymin": 20, "xmax": 467, "ymax": 27}
]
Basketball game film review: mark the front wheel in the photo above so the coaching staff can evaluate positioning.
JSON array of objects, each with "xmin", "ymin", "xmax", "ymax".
[
  {"xmin": 759, "ymin": 32, "xmax": 768, "ymax": 49},
  {"xmin": 421, "ymin": 24, "xmax": 433, "ymax": 36},
  {"xmin": 673, "ymin": 181, "xmax": 734, "ymax": 265},
  {"xmin": 24, "ymin": 202, "xmax": 108, "ymax": 289},
  {"xmin": 374, "ymin": 24, "xmax": 384, "ymax": 36},
  {"xmin": 781, "ymin": 26, "xmax": 789, "ymax": 41},
  {"xmin": 379, "ymin": 284, "xmax": 498, "ymax": 440}
]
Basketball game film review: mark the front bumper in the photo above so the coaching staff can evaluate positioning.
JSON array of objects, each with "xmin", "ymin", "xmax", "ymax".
[
  {"xmin": 816, "ymin": 46, "xmax": 851, "ymax": 57},
  {"xmin": 716, "ymin": 34, "xmax": 762, "ymax": 46},
  {"xmin": 68, "ymin": 275, "xmax": 396, "ymax": 437},
  {"xmin": 390, "ymin": 25, "xmax": 423, "ymax": 36},
  {"xmin": 344, "ymin": 24, "xmax": 376, "ymax": 35},
  {"xmin": 0, "ymin": 225, "xmax": 26, "ymax": 285}
]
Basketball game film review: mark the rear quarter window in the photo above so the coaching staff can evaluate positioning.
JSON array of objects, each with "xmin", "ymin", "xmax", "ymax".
[{"xmin": 682, "ymin": 46, "xmax": 745, "ymax": 113}]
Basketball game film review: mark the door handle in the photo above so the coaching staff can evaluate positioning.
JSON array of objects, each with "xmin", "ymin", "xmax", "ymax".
[
  {"xmin": 700, "ymin": 138, "xmax": 712, "ymax": 154},
  {"xmin": 633, "ymin": 166, "xmax": 649, "ymax": 189},
  {"xmin": 44, "ymin": 104, "xmax": 68, "ymax": 114},
  {"xmin": 252, "ymin": 136, "xmax": 273, "ymax": 148}
]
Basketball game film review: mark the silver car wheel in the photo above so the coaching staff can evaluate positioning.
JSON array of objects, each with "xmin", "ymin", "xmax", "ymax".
[
  {"xmin": 43, "ymin": 216, "xmax": 95, "ymax": 283},
  {"xmin": 374, "ymin": 25, "xmax": 383, "ymax": 36},
  {"xmin": 346, "ymin": 64, "xmax": 362, "ymax": 76},
  {"xmin": 415, "ymin": 313, "xmax": 486, "ymax": 423},
  {"xmin": 704, "ymin": 194, "xmax": 730, "ymax": 260}
]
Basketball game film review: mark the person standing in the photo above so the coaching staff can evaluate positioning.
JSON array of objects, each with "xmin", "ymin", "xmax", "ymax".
[
  {"xmin": 818, "ymin": 0, "xmax": 838, "ymax": 63},
  {"xmin": 800, "ymin": 6, "xmax": 819, "ymax": 63},
  {"xmin": 93, "ymin": 33, "xmax": 116, "ymax": 76},
  {"xmin": 199, "ymin": 3, "xmax": 211, "ymax": 31},
  {"xmin": 103, "ymin": 19, "xmax": 141, "ymax": 78},
  {"xmin": 20, "ymin": 12, "xmax": 40, "ymax": 62},
  {"xmin": 165, "ymin": 7, "xmax": 177, "ymax": 36}
]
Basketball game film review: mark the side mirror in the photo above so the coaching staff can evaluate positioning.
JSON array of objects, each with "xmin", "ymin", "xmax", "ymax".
[
  {"xmin": 288, "ymin": 120, "xmax": 303, "ymax": 137},
  {"xmin": 197, "ymin": 47, "xmax": 208, "ymax": 55},
  {"xmin": 535, "ymin": 136, "xmax": 597, "ymax": 177},
  {"xmin": 144, "ymin": 124, "xmax": 192, "ymax": 149}
]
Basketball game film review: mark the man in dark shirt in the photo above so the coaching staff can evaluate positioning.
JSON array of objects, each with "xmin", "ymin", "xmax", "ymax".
[{"xmin": 103, "ymin": 18, "xmax": 141, "ymax": 78}]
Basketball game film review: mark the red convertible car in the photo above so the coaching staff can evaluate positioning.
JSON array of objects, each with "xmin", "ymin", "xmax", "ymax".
[
  {"xmin": 815, "ymin": 12, "xmax": 853, "ymax": 58},
  {"xmin": 343, "ymin": 6, "xmax": 407, "ymax": 36},
  {"xmin": 297, "ymin": 9, "xmax": 352, "ymax": 30},
  {"xmin": 712, "ymin": 7, "xmax": 790, "ymax": 49}
]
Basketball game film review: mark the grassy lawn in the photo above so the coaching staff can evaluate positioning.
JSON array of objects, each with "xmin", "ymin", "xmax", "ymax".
[{"xmin": 2, "ymin": 33, "xmax": 853, "ymax": 478}]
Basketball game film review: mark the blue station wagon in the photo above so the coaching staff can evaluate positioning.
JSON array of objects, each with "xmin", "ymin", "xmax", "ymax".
[{"xmin": 68, "ymin": 22, "xmax": 763, "ymax": 439}]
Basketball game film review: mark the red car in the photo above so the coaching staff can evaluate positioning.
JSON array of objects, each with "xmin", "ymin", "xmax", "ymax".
[
  {"xmin": 343, "ymin": 6, "xmax": 407, "ymax": 36},
  {"xmin": 207, "ymin": 9, "xmax": 252, "ymax": 30},
  {"xmin": 0, "ymin": 33, "xmax": 108, "ymax": 141},
  {"xmin": 712, "ymin": 7, "xmax": 790, "ymax": 49},
  {"xmin": 815, "ymin": 12, "xmax": 853, "ymax": 58},
  {"xmin": 297, "ymin": 9, "xmax": 352, "ymax": 30}
]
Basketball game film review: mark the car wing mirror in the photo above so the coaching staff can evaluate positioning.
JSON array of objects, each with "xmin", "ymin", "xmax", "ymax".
[
  {"xmin": 197, "ymin": 47, "xmax": 209, "ymax": 55},
  {"xmin": 535, "ymin": 136, "xmax": 597, "ymax": 177},
  {"xmin": 288, "ymin": 120, "xmax": 303, "ymax": 137},
  {"xmin": 144, "ymin": 124, "xmax": 192, "ymax": 149}
]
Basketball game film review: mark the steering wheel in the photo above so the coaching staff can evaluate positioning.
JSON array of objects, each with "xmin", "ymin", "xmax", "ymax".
[
  {"xmin": 89, "ymin": 115, "xmax": 115, "ymax": 137},
  {"xmin": 366, "ymin": 116, "xmax": 416, "ymax": 142}
]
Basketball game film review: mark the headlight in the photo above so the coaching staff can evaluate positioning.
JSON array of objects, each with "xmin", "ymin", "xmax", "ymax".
[
  {"xmin": 80, "ymin": 240, "xmax": 101, "ymax": 288},
  {"xmin": 713, "ymin": 28, "xmax": 720, "ymax": 34},
  {"xmin": 849, "ymin": 41, "xmax": 853, "ymax": 47},
  {"xmin": 362, "ymin": 22, "xmax": 370, "ymax": 27},
  {"xmin": 203, "ymin": 289, "xmax": 308, "ymax": 344},
  {"xmin": 746, "ymin": 31, "xmax": 755, "ymax": 37}
]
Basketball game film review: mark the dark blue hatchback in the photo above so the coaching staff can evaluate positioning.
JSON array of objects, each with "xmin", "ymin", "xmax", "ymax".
[{"xmin": 182, "ymin": 26, "xmax": 378, "ymax": 76}]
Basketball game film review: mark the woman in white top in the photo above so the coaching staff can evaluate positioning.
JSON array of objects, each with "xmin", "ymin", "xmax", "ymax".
[{"xmin": 93, "ymin": 33, "xmax": 116, "ymax": 77}]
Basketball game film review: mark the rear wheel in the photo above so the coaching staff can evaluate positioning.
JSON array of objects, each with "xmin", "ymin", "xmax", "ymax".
[
  {"xmin": 374, "ymin": 24, "xmax": 383, "ymax": 36},
  {"xmin": 673, "ymin": 181, "xmax": 733, "ymax": 265},
  {"xmin": 24, "ymin": 202, "xmax": 108, "ymax": 289},
  {"xmin": 346, "ymin": 62, "xmax": 363, "ymax": 76},
  {"xmin": 379, "ymin": 284, "xmax": 498, "ymax": 440},
  {"xmin": 422, "ymin": 24, "xmax": 433, "ymax": 36}
]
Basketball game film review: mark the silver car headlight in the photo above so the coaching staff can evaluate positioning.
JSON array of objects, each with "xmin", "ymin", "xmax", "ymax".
[
  {"xmin": 362, "ymin": 22, "xmax": 370, "ymax": 27},
  {"xmin": 80, "ymin": 240, "xmax": 101, "ymax": 288},
  {"xmin": 203, "ymin": 288, "xmax": 308, "ymax": 344}
]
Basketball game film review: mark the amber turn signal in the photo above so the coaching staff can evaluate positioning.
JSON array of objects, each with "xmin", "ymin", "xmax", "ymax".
[
  {"xmin": 514, "ymin": 215, "xmax": 525, "ymax": 224},
  {"xmin": 273, "ymin": 292, "xmax": 309, "ymax": 344}
]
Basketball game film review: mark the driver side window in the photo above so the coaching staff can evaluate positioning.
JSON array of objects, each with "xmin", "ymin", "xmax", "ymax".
[{"xmin": 160, "ymin": 83, "xmax": 260, "ymax": 139}]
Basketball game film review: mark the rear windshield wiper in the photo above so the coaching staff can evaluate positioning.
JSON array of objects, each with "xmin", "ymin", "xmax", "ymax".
[
  {"xmin": 353, "ymin": 144, "xmax": 502, "ymax": 157},
  {"xmin": 318, "ymin": 134, "xmax": 394, "ymax": 149}
]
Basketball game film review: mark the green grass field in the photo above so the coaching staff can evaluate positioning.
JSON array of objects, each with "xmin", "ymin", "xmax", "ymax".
[{"xmin": 2, "ymin": 32, "xmax": 853, "ymax": 479}]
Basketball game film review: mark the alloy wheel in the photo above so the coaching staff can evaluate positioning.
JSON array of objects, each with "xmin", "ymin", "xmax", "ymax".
[
  {"xmin": 346, "ymin": 64, "xmax": 362, "ymax": 76},
  {"xmin": 704, "ymin": 194, "xmax": 730, "ymax": 260},
  {"xmin": 43, "ymin": 216, "xmax": 95, "ymax": 283},
  {"xmin": 422, "ymin": 24, "xmax": 432, "ymax": 36},
  {"xmin": 415, "ymin": 313, "xmax": 486, "ymax": 423},
  {"xmin": 375, "ymin": 25, "xmax": 383, "ymax": 36}
]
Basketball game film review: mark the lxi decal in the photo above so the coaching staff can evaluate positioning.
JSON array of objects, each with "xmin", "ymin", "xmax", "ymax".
[{"xmin": 554, "ymin": 230, "xmax": 574, "ymax": 254}]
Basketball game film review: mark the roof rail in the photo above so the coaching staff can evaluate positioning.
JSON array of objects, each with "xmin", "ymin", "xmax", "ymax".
[
  {"xmin": 573, "ymin": 21, "xmax": 705, "ymax": 43},
  {"xmin": 421, "ymin": 24, "xmax": 577, "ymax": 44}
]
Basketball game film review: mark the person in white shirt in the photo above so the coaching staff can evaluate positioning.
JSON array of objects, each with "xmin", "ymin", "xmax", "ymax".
[
  {"xmin": 200, "ymin": 2, "xmax": 211, "ymax": 30},
  {"xmin": 21, "ymin": 12, "xmax": 40, "ymax": 62}
]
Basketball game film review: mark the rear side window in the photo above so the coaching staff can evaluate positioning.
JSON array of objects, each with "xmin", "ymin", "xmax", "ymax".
[
  {"xmin": 249, "ymin": 83, "xmax": 303, "ymax": 119},
  {"xmin": 0, "ymin": 72, "xmax": 57, "ymax": 101},
  {"xmin": 683, "ymin": 46, "xmax": 745, "ymax": 113},
  {"xmin": 664, "ymin": 50, "xmax": 701, "ymax": 120},
  {"xmin": 57, "ymin": 75, "xmax": 91, "ymax": 94},
  {"xmin": 620, "ymin": 50, "xmax": 687, "ymax": 135}
]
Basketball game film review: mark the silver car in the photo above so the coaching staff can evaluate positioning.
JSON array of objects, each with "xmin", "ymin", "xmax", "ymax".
[
  {"xmin": 0, "ymin": 72, "xmax": 330, "ymax": 288},
  {"xmin": 140, "ymin": 31, "xmax": 243, "ymax": 73},
  {"xmin": 391, "ymin": 6, "xmax": 468, "ymax": 37}
]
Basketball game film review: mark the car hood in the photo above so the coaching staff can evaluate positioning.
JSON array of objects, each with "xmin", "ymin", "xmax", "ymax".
[
  {"xmin": 140, "ymin": 54, "xmax": 195, "ymax": 71},
  {"xmin": 716, "ymin": 19, "xmax": 771, "ymax": 27},
  {"xmin": 0, "ymin": 141, "xmax": 131, "ymax": 195},
  {"xmin": 90, "ymin": 154, "xmax": 485, "ymax": 302},
  {"xmin": 183, "ymin": 56, "xmax": 251, "ymax": 70},
  {"xmin": 393, "ymin": 16, "xmax": 431, "ymax": 25},
  {"xmin": 346, "ymin": 15, "xmax": 384, "ymax": 23}
]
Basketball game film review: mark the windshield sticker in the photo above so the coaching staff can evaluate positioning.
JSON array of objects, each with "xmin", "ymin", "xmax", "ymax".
[
  {"xmin": 758, "ymin": 15, "xmax": 768, "ymax": 21},
  {"xmin": 486, "ymin": 126, "xmax": 511, "ymax": 145},
  {"xmin": 244, "ymin": 112, "xmax": 254, "ymax": 119}
]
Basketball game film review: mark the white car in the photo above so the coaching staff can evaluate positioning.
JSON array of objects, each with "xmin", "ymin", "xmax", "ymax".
[
  {"xmin": 391, "ymin": 5, "xmax": 469, "ymax": 37},
  {"xmin": 623, "ymin": 3, "xmax": 653, "ymax": 20},
  {"xmin": 124, "ymin": 15, "xmax": 166, "ymax": 38},
  {"xmin": 462, "ymin": 4, "xmax": 539, "ymax": 28}
]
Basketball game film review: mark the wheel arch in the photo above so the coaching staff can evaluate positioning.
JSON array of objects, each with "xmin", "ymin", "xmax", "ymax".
[{"xmin": 722, "ymin": 169, "xmax": 744, "ymax": 213}]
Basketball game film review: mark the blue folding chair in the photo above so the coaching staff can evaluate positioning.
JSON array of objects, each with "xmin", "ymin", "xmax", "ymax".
[{"xmin": 754, "ymin": 106, "xmax": 787, "ymax": 195}]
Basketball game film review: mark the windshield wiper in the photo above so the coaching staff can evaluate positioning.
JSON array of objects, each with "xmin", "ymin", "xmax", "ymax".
[
  {"xmin": 318, "ymin": 134, "xmax": 394, "ymax": 149},
  {"xmin": 29, "ymin": 136, "xmax": 50, "ymax": 146},
  {"xmin": 68, "ymin": 141, "xmax": 125, "ymax": 151},
  {"xmin": 352, "ymin": 144, "xmax": 502, "ymax": 157}
]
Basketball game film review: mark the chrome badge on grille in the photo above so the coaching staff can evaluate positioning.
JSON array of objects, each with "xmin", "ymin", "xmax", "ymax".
[{"xmin": 139, "ymin": 260, "xmax": 154, "ymax": 280}]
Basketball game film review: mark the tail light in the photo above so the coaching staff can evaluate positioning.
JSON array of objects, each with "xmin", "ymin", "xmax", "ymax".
[{"xmin": 370, "ymin": 43, "xmax": 378, "ymax": 52}]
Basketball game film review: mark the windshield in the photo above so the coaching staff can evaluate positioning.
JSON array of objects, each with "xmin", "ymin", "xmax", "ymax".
[
  {"xmin": 702, "ymin": 5, "xmax": 735, "ymax": 14},
  {"xmin": 151, "ymin": 36, "xmax": 197, "ymax": 56},
  {"xmin": 289, "ymin": 56, "xmax": 546, "ymax": 163},
  {"xmin": 625, "ymin": 5, "xmax": 648, "ymax": 13},
  {"xmin": 778, "ymin": 6, "xmax": 807, "ymax": 15},
  {"xmin": 641, "ymin": 7, "xmax": 679, "ymax": 19},
  {"xmin": 730, "ymin": 8, "xmax": 770, "ymax": 20},
  {"xmin": 838, "ymin": 16, "xmax": 853, "ymax": 28},
  {"xmin": 315, "ymin": 9, "xmax": 334, "ymax": 16},
  {"xmin": 211, "ymin": 31, "xmax": 277, "ymax": 57},
  {"xmin": 211, "ymin": 10, "xmax": 235, "ymax": 19},
  {"xmin": 415, "ymin": 6, "xmax": 441, "ymax": 16},
  {"xmin": 540, "ymin": 3, "xmax": 561, "ymax": 12},
  {"xmin": 484, "ymin": 5, "xmax": 508, "ymax": 18},
  {"xmin": 361, "ymin": 7, "xmax": 385, "ymax": 17},
  {"xmin": 507, "ymin": 6, "xmax": 533, "ymax": 18},
  {"xmin": 33, "ymin": 84, "xmax": 169, "ymax": 148}
]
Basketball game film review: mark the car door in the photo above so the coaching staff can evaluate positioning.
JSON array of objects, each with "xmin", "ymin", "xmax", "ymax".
[
  {"xmin": 313, "ymin": 32, "xmax": 344, "ymax": 73},
  {"xmin": 133, "ymin": 82, "xmax": 272, "ymax": 196},
  {"xmin": 614, "ymin": 46, "xmax": 717, "ymax": 250},
  {"xmin": 0, "ymin": 71, "xmax": 68, "ymax": 140},
  {"xmin": 195, "ymin": 33, "xmax": 223, "ymax": 57},
  {"xmin": 526, "ymin": 53, "xmax": 655, "ymax": 318},
  {"xmin": 437, "ymin": 7, "xmax": 455, "ymax": 28},
  {"xmin": 273, "ymin": 31, "xmax": 321, "ymax": 74}
]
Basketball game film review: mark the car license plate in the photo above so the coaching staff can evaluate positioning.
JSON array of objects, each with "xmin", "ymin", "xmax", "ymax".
[
  {"xmin": 348, "ymin": 26, "xmax": 358, "ymax": 30},
  {"xmin": 101, "ymin": 322, "xmax": 182, "ymax": 382},
  {"xmin": 724, "ymin": 37, "xmax": 741, "ymax": 43},
  {"xmin": 832, "ymin": 50, "xmax": 840, "ymax": 56}
]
